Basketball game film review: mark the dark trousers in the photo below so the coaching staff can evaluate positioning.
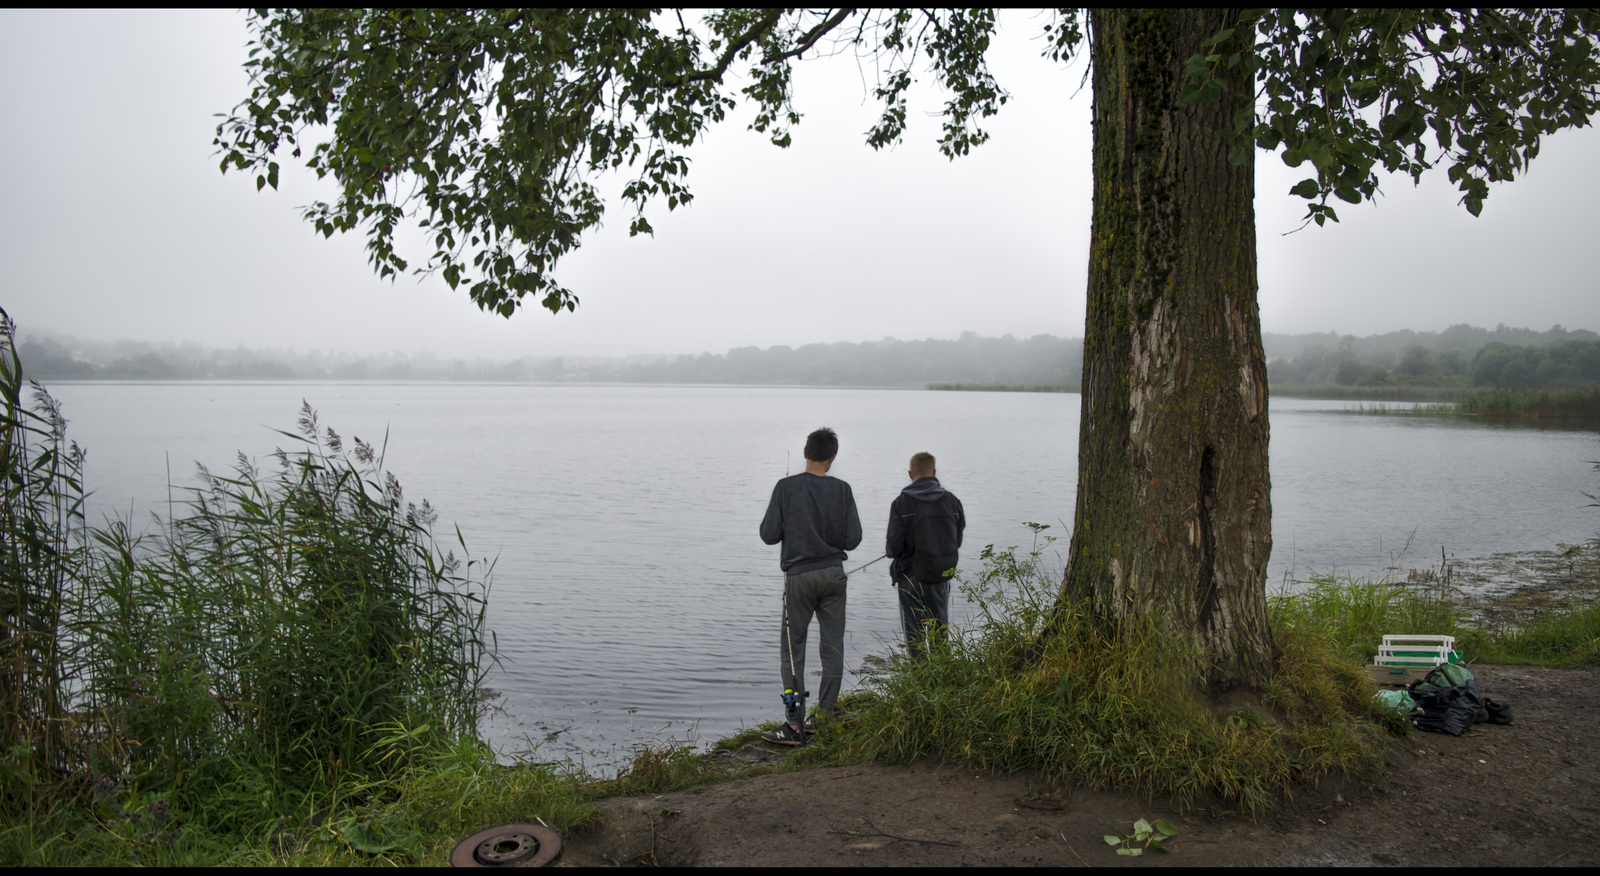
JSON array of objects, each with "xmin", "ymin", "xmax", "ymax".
[
  {"xmin": 780, "ymin": 566, "xmax": 847, "ymax": 725},
  {"xmin": 896, "ymin": 575, "xmax": 950, "ymax": 659}
]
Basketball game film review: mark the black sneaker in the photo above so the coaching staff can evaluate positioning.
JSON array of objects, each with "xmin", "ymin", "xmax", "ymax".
[{"xmin": 760, "ymin": 723, "xmax": 806, "ymax": 746}]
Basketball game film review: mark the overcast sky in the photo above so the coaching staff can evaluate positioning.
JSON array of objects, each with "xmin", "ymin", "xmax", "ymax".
[{"xmin": 2, "ymin": 9, "xmax": 1596, "ymax": 359}]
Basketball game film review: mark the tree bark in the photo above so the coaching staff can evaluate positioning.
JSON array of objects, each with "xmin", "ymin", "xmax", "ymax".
[{"xmin": 1061, "ymin": 8, "xmax": 1278, "ymax": 688}]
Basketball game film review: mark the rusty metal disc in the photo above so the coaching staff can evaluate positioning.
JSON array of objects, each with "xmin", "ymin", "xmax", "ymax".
[{"xmin": 450, "ymin": 824, "xmax": 561, "ymax": 867}]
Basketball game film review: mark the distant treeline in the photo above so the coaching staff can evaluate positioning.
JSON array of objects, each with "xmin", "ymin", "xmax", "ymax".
[
  {"xmin": 16, "ymin": 330, "xmax": 1084, "ymax": 388},
  {"xmin": 600, "ymin": 333, "xmax": 1083, "ymax": 387},
  {"xmin": 18, "ymin": 323, "xmax": 1600, "ymax": 391},
  {"xmin": 1266, "ymin": 324, "xmax": 1600, "ymax": 390},
  {"xmin": 17, "ymin": 335, "xmax": 543, "ymax": 382}
]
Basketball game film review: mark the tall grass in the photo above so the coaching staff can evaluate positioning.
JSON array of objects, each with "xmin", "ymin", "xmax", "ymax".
[
  {"xmin": 1341, "ymin": 387, "xmax": 1600, "ymax": 422},
  {"xmin": 1267, "ymin": 573, "xmax": 1466, "ymax": 665},
  {"xmin": 1270, "ymin": 384, "xmax": 1470, "ymax": 402},
  {"xmin": 1, "ymin": 308, "xmax": 88, "ymax": 808},
  {"xmin": 1457, "ymin": 386, "xmax": 1600, "ymax": 420},
  {"xmin": 1268, "ymin": 569, "xmax": 1600, "ymax": 668},
  {"xmin": 927, "ymin": 383, "xmax": 1080, "ymax": 393},
  {"xmin": 70, "ymin": 403, "xmax": 494, "ymax": 828},
  {"xmin": 2, "ymin": 307, "xmax": 501, "ymax": 859}
]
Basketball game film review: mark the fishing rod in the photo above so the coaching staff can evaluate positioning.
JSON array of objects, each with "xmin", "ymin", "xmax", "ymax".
[
  {"xmin": 846, "ymin": 554, "xmax": 889, "ymax": 576},
  {"xmin": 781, "ymin": 599, "xmax": 806, "ymax": 739}
]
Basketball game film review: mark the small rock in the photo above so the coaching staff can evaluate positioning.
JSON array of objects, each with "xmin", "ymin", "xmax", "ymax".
[{"xmin": 846, "ymin": 842, "xmax": 888, "ymax": 852}]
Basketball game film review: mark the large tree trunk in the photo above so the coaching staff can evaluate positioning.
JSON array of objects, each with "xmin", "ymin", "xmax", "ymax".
[{"xmin": 1061, "ymin": 8, "xmax": 1277, "ymax": 688}]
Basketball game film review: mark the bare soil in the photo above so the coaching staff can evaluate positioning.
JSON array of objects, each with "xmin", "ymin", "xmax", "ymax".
[{"xmin": 554, "ymin": 663, "xmax": 1600, "ymax": 867}]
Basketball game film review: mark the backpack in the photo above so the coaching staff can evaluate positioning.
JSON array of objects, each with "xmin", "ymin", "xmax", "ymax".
[{"xmin": 909, "ymin": 497, "xmax": 960, "ymax": 584}]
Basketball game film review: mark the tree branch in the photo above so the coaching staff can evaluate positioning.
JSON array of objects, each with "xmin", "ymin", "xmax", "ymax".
[
  {"xmin": 662, "ymin": 8, "xmax": 784, "ymax": 87},
  {"xmin": 767, "ymin": 8, "xmax": 859, "ymax": 64}
]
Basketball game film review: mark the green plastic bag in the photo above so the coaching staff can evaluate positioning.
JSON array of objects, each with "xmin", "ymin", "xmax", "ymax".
[
  {"xmin": 1373, "ymin": 689, "xmax": 1414, "ymax": 713},
  {"xmin": 1411, "ymin": 662, "xmax": 1474, "ymax": 692}
]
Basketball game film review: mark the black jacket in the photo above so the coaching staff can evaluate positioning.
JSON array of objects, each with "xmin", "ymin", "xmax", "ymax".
[
  {"xmin": 760, "ymin": 472, "xmax": 863, "ymax": 574},
  {"xmin": 886, "ymin": 476, "xmax": 965, "ymax": 583}
]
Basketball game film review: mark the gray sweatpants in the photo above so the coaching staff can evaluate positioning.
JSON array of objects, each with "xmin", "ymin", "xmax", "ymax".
[{"xmin": 780, "ymin": 565, "xmax": 847, "ymax": 725}]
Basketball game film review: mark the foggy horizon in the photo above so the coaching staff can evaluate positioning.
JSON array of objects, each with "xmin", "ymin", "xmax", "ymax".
[
  {"xmin": 4, "ymin": 10, "xmax": 1598, "ymax": 361},
  {"xmin": 18, "ymin": 319, "xmax": 1600, "ymax": 367}
]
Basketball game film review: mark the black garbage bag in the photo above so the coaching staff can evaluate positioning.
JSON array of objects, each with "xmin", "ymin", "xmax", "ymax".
[
  {"xmin": 1409, "ymin": 664, "xmax": 1493, "ymax": 736},
  {"xmin": 1484, "ymin": 698, "xmax": 1513, "ymax": 725},
  {"xmin": 1410, "ymin": 683, "xmax": 1485, "ymax": 736}
]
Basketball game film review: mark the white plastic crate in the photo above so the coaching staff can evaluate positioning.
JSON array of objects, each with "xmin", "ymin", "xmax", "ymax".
[{"xmin": 1376, "ymin": 634, "xmax": 1456, "ymax": 667}]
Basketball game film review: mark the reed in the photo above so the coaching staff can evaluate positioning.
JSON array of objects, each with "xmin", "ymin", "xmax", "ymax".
[
  {"xmin": 1456, "ymin": 386, "xmax": 1600, "ymax": 420},
  {"xmin": 57, "ymin": 401, "xmax": 496, "ymax": 832},
  {"xmin": 1270, "ymin": 384, "xmax": 1471, "ymax": 401},
  {"xmin": 1, "ymin": 308, "xmax": 91, "ymax": 814},
  {"xmin": 927, "ymin": 382, "xmax": 1080, "ymax": 393},
  {"xmin": 2, "ymin": 307, "xmax": 502, "ymax": 861},
  {"xmin": 1340, "ymin": 387, "xmax": 1600, "ymax": 422}
]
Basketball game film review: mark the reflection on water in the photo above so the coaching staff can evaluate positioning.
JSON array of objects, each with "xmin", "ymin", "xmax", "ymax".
[{"xmin": 46, "ymin": 383, "xmax": 1600, "ymax": 770}]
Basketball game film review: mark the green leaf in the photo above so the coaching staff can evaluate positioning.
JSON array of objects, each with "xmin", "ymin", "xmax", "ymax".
[
  {"xmin": 1200, "ymin": 27, "xmax": 1235, "ymax": 47},
  {"xmin": 1104, "ymin": 834, "xmax": 1123, "ymax": 846},
  {"xmin": 1118, "ymin": 847, "xmax": 1143, "ymax": 856},
  {"xmin": 1149, "ymin": 839, "xmax": 1169, "ymax": 853},
  {"xmin": 1153, "ymin": 819, "xmax": 1179, "ymax": 836},
  {"xmin": 1289, "ymin": 179, "xmax": 1320, "ymax": 198},
  {"xmin": 1133, "ymin": 818, "xmax": 1152, "ymax": 835},
  {"xmin": 1334, "ymin": 186, "xmax": 1361, "ymax": 203},
  {"xmin": 341, "ymin": 819, "xmax": 419, "ymax": 855}
]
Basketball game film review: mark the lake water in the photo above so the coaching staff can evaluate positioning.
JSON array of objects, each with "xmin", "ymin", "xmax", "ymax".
[{"xmin": 44, "ymin": 382, "xmax": 1600, "ymax": 769}]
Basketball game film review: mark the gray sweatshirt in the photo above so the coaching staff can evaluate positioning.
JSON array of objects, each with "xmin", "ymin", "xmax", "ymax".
[{"xmin": 760, "ymin": 472, "xmax": 864, "ymax": 574}]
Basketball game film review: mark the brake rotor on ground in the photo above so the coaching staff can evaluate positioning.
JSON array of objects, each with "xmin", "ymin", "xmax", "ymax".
[{"xmin": 450, "ymin": 823, "xmax": 561, "ymax": 867}]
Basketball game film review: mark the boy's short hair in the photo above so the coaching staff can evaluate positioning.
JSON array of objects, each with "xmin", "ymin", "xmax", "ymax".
[
  {"xmin": 909, "ymin": 451, "xmax": 936, "ymax": 476},
  {"xmin": 804, "ymin": 427, "xmax": 839, "ymax": 462}
]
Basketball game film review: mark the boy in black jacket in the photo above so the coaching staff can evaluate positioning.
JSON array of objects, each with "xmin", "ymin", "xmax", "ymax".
[{"xmin": 886, "ymin": 452, "xmax": 965, "ymax": 658}]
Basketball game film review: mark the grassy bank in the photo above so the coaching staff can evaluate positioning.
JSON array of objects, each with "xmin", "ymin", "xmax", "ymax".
[
  {"xmin": 1272, "ymin": 572, "xmax": 1600, "ymax": 668},
  {"xmin": 10, "ymin": 544, "xmax": 1598, "ymax": 864},
  {"xmin": 791, "ymin": 533, "xmax": 1407, "ymax": 814},
  {"xmin": 788, "ymin": 533, "xmax": 1600, "ymax": 814},
  {"xmin": 928, "ymin": 382, "xmax": 1080, "ymax": 393}
]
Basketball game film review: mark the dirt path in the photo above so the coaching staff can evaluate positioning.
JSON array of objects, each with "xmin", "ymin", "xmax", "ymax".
[{"xmin": 554, "ymin": 664, "xmax": 1599, "ymax": 867}]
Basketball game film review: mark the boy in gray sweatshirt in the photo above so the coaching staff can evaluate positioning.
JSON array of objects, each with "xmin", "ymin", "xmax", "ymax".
[{"xmin": 758, "ymin": 427, "xmax": 862, "ymax": 744}]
